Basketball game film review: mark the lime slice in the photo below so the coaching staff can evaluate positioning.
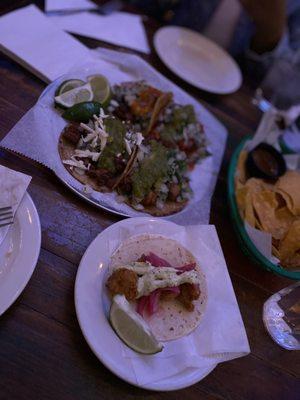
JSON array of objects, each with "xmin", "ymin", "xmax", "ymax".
[
  {"xmin": 55, "ymin": 79, "xmax": 85, "ymax": 97},
  {"xmin": 109, "ymin": 295, "xmax": 163, "ymax": 355},
  {"xmin": 88, "ymin": 74, "xmax": 111, "ymax": 105},
  {"xmin": 62, "ymin": 101, "xmax": 102, "ymax": 122},
  {"xmin": 55, "ymin": 83, "xmax": 93, "ymax": 108}
]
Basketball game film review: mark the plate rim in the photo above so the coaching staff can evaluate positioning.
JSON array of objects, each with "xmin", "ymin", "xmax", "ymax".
[
  {"xmin": 74, "ymin": 217, "xmax": 217, "ymax": 391},
  {"xmin": 0, "ymin": 192, "xmax": 41, "ymax": 316},
  {"xmin": 154, "ymin": 25, "xmax": 242, "ymax": 94}
]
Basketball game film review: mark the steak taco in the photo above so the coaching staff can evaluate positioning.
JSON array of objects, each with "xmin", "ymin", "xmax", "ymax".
[{"xmin": 106, "ymin": 234, "xmax": 207, "ymax": 341}]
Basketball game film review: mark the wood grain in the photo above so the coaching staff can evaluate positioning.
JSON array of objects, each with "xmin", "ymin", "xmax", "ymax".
[{"xmin": 0, "ymin": 1, "xmax": 299, "ymax": 399}]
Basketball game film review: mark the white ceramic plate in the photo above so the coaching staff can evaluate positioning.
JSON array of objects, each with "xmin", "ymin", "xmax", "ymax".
[
  {"xmin": 75, "ymin": 217, "xmax": 216, "ymax": 391},
  {"xmin": 154, "ymin": 26, "xmax": 242, "ymax": 94},
  {"xmin": 0, "ymin": 192, "xmax": 41, "ymax": 315}
]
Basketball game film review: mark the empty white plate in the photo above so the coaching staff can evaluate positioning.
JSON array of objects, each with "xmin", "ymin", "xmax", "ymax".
[
  {"xmin": 154, "ymin": 26, "xmax": 242, "ymax": 94},
  {"xmin": 0, "ymin": 192, "xmax": 41, "ymax": 315}
]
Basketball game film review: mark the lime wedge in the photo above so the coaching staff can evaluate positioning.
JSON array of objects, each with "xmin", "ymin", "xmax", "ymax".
[
  {"xmin": 88, "ymin": 75, "xmax": 111, "ymax": 105},
  {"xmin": 62, "ymin": 101, "xmax": 102, "ymax": 122},
  {"xmin": 55, "ymin": 79, "xmax": 85, "ymax": 97},
  {"xmin": 109, "ymin": 295, "xmax": 163, "ymax": 355},
  {"xmin": 55, "ymin": 83, "xmax": 93, "ymax": 108}
]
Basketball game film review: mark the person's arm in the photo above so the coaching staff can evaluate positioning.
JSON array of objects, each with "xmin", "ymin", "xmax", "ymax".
[{"xmin": 240, "ymin": 0, "xmax": 286, "ymax": 54}]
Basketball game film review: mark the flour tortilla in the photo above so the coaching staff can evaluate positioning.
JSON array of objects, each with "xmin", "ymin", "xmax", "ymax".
[{"xmin": 110, "ymin": 234, "xmax": 207, "ymax": 341}]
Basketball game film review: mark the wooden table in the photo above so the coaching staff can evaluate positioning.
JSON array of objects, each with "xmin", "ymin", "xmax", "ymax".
[{"xmin": 0, "ymin": 1, "xmax": 299, "ymax": 399}]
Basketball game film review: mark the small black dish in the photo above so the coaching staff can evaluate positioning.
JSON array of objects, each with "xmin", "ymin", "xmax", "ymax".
[{"xmin": 246, "ymin": 142, "xmax": 286, "ymax": 181}]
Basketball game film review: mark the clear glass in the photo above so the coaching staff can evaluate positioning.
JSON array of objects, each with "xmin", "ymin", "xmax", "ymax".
[
  {"xmin": 261, "ymin": 52, "xmax": 300, "ymax": 110},
  {"xmin": 263, "ymin": 282, "xmax": 300, "ymax": 350}
]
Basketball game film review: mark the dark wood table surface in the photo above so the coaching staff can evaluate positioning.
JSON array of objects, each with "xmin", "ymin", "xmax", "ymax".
[{"xmin": 0, "ymin": 1, "xmax": 299, "ymax": 399}]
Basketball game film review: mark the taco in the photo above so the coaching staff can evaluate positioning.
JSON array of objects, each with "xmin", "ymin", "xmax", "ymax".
[
  {"xmin": 109, "ymin": 81, "xmax": 207, "ymax": 168},
  {"xmin": 106, "ymin": 234, "xmax": 207, "ymax": 341},
  {"xmin": 58, "ymin": 112, "xmax": 141, "ymax": 192},
  {"xmin": 117, "ymin": 140, "xmax": 191, "ymax": 216},
  {"xmin": 59, "ymin": 108, "xmax": 192, "ymax": 215},
  {"xmin": 152, "ymin": 103, "xmax": 208, "ymax": 168},
  {"xmin": 108, "ymin": 81, "xmax": 173, "ymax": 135}
]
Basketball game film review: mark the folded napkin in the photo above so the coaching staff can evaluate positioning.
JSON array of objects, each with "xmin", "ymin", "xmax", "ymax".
[
  {"xmin": 48, "ymin": 11, "xmax": 150, "ymax": 54},
  {"xmin": 45, "ymin": 0, "xmax": 97, "ymax": 12},
  {"xmin": 0, "ymin": 165, "xmax": 31, "ymax": 244},
  {"xmin": 106, "ymin": 222, "xmax": 250, "ymax": 386},
  {"xmin": 0, "ymin": 4, "xmax": 96, "ymax": 82}
]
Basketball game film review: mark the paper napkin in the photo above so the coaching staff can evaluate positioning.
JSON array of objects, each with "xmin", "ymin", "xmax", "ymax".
[
  {"xmin": 0, "ymin": 4, "xmax": 96, "ymax": 82},
  {"xmin": 45, "ymin": 0, "xmax": 97, "ymax": 12},
  {"xmin": 0, "ymin": 165, "xmax": 31, "ymax": 244},
  {"xmin": 106, "ymin": 222, "xmax": 250, "ymax": 386},
  {"xmin": 48, "ymin": 11, "xmax": 150, "ymax": 54}
]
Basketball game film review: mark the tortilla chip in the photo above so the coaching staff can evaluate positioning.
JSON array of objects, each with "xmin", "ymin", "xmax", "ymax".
[
  {"xmin": 235, "ymin": 150, "xmax": 248, "ymax": 185},
  {"xmin": 279, "ymin": 220, "xmax": 300, "ymax": 270},
  {"xmin": 275, "ymin": 171, "xmax": 300, "ymax": 216},
  {"xmin": 241, "ymin": 178, "xmax": 268, "ymax": 227},
  {"xmin": 236, "ymin": 186, "xmax": 248, "ymax": 218},
  {"xmin": 272, "ymin": 245, "xmax": 280, "ymax": 259},
  {"xmin": 252, "ymin": 190, "xmax": 294, "ymax": 240}
]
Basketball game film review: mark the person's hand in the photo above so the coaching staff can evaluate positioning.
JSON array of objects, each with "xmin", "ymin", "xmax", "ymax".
[{"xmin": 239, "ymin": 0, "xmax": 286, "ymax": 54}]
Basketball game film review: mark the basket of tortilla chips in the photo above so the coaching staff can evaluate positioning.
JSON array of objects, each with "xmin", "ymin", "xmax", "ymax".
[{"xmin": 228, "ymin": 109, "xmax": 300, "ymax": 280}]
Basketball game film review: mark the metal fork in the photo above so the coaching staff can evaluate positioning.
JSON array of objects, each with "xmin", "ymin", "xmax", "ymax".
[{"xmin": 0, "ymin": 206, "xmax": 14, "ymax": 228}]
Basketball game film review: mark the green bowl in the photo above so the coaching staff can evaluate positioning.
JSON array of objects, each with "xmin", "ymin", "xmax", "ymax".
[{"xmin": 227, "ymin": 137, "xmax": 300, "ymax": 280}]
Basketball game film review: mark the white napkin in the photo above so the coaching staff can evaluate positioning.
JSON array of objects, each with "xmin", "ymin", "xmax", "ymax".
[
  {"xmin": 0, "ymin": 4, "xmax": 98, "ymax": 82},
  {"xmin": 45, "ymin": 0, "xmax": 97, "ymax": 12},
  {"xmin": 106, "ymin": 223, "xmax": 250, "ymax": 386},
  {"xmin": 48, "ymin": 11, "xmax": 150, "ymax": 54},
  {"xmin": 0, "ymin": 165, "xmax": 31, "ymax": 244}
]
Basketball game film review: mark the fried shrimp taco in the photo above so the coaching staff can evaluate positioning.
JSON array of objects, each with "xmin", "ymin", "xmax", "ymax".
[{"xmin": 106, "ymin": 234, "xmax": 207, "ymax": 341}]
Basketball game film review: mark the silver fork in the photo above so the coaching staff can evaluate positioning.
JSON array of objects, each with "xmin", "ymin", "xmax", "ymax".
[{"xmin": 0, "ymin": 206, "xmax": 14, "ymax": 228}]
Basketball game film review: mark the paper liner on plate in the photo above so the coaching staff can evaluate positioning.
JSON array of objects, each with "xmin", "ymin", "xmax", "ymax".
[
  {"xmin": 0, "ymin": 48, "xmax": 227, "ymax": 224},
  {"xmin": 103, "ymin": 221, "xmax": 250, "ymax": 386}
]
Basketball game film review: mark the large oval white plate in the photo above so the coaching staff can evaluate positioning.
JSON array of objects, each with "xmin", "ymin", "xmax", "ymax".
[
  {"xmin": 154, "ymin": 26, "xmax": 242, "ymax": 94},
  {"xmin": 75, "ymin": 217, "xmax": 216, "ymax": 391},
  {"xmin": 0, "ymin": 192, "xmax": 41, "ymax": 316}
]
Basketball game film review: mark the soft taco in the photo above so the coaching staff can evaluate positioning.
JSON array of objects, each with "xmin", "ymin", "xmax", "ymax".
[
  {"xmin": 59, "ymin": 109, "xmax": 192, "ymax": 215},
  {"xmin": 109, "ymin": 81, "xmax": 173, "ymax": 135},
  {"xmin": 106, "ymin": 234, "xmax": 207, "ymax": 341},
  {"xmin": 58, "ymin": 112, "xmax": 140, "ymax": 192},
  {"xmin": 109, "ymin": 81, "xmax": 207, "ymax": 168}
]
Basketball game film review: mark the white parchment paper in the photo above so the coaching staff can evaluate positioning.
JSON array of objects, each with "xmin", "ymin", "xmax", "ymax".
[
  {"xmin": 102, "ymin": 219, "xmax": 250, "ymax": 386},
  {"xmin": 0, "ymin": 49, "xmax": 227, "ymax": 224}
]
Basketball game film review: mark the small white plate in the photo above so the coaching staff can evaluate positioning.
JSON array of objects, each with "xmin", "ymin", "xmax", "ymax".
[
  {"xmin": 0, "ymin": 192, "xmax": 41, "ymax": 316},
  {"xmin": 75, "ymin": 217, "xmax": 216, "ymax": 391},
  {"xmin": 154, "ymin": 26, "xmax": 242, "ymax": 94}
]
